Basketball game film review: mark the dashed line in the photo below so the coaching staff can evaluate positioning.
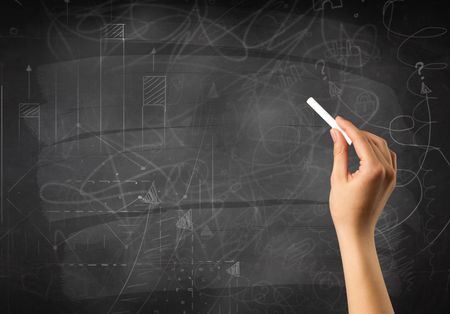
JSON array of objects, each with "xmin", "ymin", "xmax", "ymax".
[
  {"xmin": 60, "ymin": 261, "xmax": 237, "ymax": 267},
  {"xmin": 47, "ymin": 210, "xmax": 148, "ymax": 213},
  {"xmin": 61, "ymin": 180, "xmax": 149, "ymax": 184},
  {"xmin": 64, "ymin": 263, "xmax": 130, "ymax": 267}
]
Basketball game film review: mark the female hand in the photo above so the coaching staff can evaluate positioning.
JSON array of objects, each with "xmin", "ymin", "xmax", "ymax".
[{"xmin": 329, "ymin": 116, "xmax": 397, "ymax": 238}]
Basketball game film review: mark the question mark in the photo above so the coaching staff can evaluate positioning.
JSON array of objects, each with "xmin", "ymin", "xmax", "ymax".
[
  {"xmin": 315, "ymin": 60, "xmax": 327, "ymax": 80},
  {"xmin": 315, "ymin": 59, "xmax": 327, "ymax": 80},
  {"xmin": 415, "ymin": 62, "xmax": 424, "ymax": 80}
]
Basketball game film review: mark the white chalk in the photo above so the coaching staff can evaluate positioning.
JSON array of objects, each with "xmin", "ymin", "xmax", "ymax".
[{"xmin": 306, "ymin": 97, "xmax": 352, "ymax": 145}]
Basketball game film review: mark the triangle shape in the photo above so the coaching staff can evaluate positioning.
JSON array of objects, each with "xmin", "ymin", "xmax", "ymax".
[
  {"xmin": 176, "ymin": 209, "xmax": 193, "ymax": 231},
  {"xmin": 272, "ymin": 60, "xmax": 284, "ymax": 74},
  {"xmin": 226, "ymin": 261, "xmax": 240, "ymax": 277},
  {"xmin": 200, "ymin": 225, "xmax": 213, "ymax": 237},
  {"xmin": 207, "ymin": 83, "xmax": 219, "ymax": 99},
  {"xmin": 328, "ymin": 81, "xmax": 342, "ymax": 97},
  {"xmin": 140, "ymin": 181, "xmax": 161, "ymax": 208},
  {"xmin": 421, "ymin": 82, "xmax": 432, "ymax": 94}
]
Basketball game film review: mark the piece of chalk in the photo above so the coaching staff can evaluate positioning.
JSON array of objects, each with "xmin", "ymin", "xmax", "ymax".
[{"xmin": 306, "ymin": 97, "xmax": 352, "ymax": 145}]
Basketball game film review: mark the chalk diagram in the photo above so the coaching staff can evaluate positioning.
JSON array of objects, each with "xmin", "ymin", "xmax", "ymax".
[{"xmin": 1, "ymin": 0, "xmax": 450, "ymax": 313}]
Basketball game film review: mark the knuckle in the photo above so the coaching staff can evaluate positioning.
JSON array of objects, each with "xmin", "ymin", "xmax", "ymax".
[
  {"xmin": 391, "ymin": 150, "xmax": 397, "ymax": 160},
  {"xmin": 333, "ymin": 145, "xmax": 345, "ymax": 157},
  {"xmin": 371, "ymin": 164, "xmax": 385, "ymax": 178},
  {"xmin": 392, "ymin": 173, "xmax": 397, "ymax": 186},
  {"xmin": 330, "ymin": 172, "xmax": 344, "ymax": 186},
  {"xmin": 355, "ymin": 129, "xmax": 364, "ymax": 138},
  {"xmin": 330, "ymin": 171, "xmax": 338, "ymax": 182},
  {"xmin": 388, "ymin": 172, "xmax": 397, "ymax": 190},
  {"xmin": 364, "ymin": 131, "xmax": 376, "ymax": 141},
  {"xmin": 330, "ymin": 175, "xmax": 337, "ymax": 187},
  {"xmin": 385, "ymin": 167, "xmax": 395, "ymax": 181}
]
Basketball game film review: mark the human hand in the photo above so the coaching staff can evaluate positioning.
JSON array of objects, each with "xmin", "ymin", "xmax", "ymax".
[{"xmin": 328, "ymin": 116, "xmax": 397, "ymax": 238}]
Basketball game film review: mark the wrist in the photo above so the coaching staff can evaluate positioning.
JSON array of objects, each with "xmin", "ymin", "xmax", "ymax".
[{"xmin": 334, "ymin": 224, "xmax": 375, "ymax": 246}]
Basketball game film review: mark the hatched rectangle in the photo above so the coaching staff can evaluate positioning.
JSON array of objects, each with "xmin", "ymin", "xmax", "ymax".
[
  {"xmin": 103, "ymin": 24, "xmax": 125, "ymax": 39},
  {"xmin": 19, "ymin": 103, "xmax": 40, "ymax": 118},
  {"xmin": 143, "ymin": 76, "xmax": 166, "ymax": 106}
]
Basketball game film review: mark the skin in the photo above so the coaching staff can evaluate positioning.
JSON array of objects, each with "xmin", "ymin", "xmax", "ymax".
[{"xmin": 329, "ymin": 116, "xmax": 396, "ymax": 314}]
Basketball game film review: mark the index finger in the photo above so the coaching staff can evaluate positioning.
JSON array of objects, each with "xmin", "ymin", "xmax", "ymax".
[{"xmin": 335, "ymin": 116, "xmax": 377, "ymax": 162}]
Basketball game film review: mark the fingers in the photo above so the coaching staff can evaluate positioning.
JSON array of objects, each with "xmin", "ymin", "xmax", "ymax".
[
  {"xmin": 367, "ymin": 137, "xmax": 392, "ymax": 168},
  {"xmin": 330, "ymin": 128, "xmax": 349, "ymax": 182},
  {"xmin": 332, "ymin": 116, "xmax": 397, "ymax": 186},
  {"xmin": 368, "ymin": 139, "xmax": 390, "ymax": 169},
  {"xmin": 358, "ymin": 128, "xmax": 397, "ymax": 186},
  {"xmin": 335, "ymin": 116, "xmax": 377, "ymax": 163},
  {"xmin": 363, "ymin": 131, "xmax": 392, "ymax": 167},
  {"xmin": 390, "ymin": 150, "xmax": 397, "ymax": 171}
]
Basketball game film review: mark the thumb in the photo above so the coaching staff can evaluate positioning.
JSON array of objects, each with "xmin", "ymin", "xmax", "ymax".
[{"xmin": 330, "ymin": 128, "xmax": 349, "ymax": 182}]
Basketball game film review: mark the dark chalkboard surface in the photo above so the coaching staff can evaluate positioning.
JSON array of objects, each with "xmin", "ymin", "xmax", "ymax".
[{"xmin": 1, "ymin": 0, "xmax": 449, "ymax": 313}]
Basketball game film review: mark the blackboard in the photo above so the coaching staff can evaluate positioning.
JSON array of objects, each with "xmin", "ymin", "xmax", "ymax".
[{"xmin": 1, "ymin": 0, "xmax": 449, "ymax": 313}]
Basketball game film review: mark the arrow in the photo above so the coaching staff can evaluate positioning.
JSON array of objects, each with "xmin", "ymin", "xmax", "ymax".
[
  {"xmin": 26, "ymin": 65, "xmax": 32, "ymax": 100},
  {"xmin": 64, "ymin": 0, "xmax": 70, "ymax": 24},
  {"xmin": 151, "ymin": 48, "xmax": 156, "ymax": 72},
  {"xmin": 421, "ymin": 82, "xmax": 432, "ymax": 95}
]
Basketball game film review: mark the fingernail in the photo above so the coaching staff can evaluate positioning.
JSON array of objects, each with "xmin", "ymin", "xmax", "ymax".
[{"xmin": 330, "ymin": 129, "xmax": 336, "ymax": 142}]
